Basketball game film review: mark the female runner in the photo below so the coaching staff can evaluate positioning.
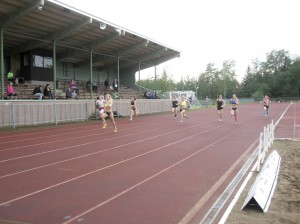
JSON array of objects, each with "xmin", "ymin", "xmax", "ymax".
[
  {"xmin": 178, "ymin": 96, "xmax": 189, "ymax": 123},
  {"xmin": 230, "ymin": 94, "xmax": 239, "ymax": 124},
  {"xmin": 171, "ymin": 95, "xmax": 178, "ymax": 119},
  {"xmin": 263, "ymin": 95, "xmax": 269, "ymax": 117},
  {"xmin": 216, "ymin": 94, "xmax": 225, "ymax": 122},
  {"xmin": 101, "ymin": 94, "xmax": 117, "ymax": 132},
  {"xmin": 129, "ymin": 97, "xmax": 137, "ymax": 121},
  {"xmin": 96, "ymin": 95, "xmax": 105, "ymax": 123}
]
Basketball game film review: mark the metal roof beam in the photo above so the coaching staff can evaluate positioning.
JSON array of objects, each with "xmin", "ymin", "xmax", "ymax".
[
  {"xmin": 75, "ymin": 54, "xmax": 106, "ymax": 67},
  {"xmin": 116, "ymin": 40, "xmax": 148, "ymax": 56},
  {"xmin": 99, "ymin": 47, "xmax": 169, "ymax": 70},
  {"xmin": 58, "ymin": 33, "xmax": 119, "ymax": 60},
  {"xmin": 125, "ymin": 52, "xmax": 180, "ymax": 72},
  {"xmin": 88, "ymin": 33, "xmax": 120, "ymax": 50},
  {"xmin": 121, "ymin": 50, "xmax": 179, "ymax": 70},
  {"xmin": 8, "ymin": 17, "xmax": 92, "ymax": 56},
  {"xmin": 74, "ymin": 40, "xmax": 147, "ymax": 67},
  {"xmin": 0, "ymin": 0, "xmax": 44, "ymax": 28}
]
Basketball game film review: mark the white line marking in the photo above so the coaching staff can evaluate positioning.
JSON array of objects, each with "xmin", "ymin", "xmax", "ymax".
[
  {"xmin": 0, "ymin": 124, "xmax": 222, "ymax": 207},
  {"xmin": 0, "ymin": 125, "xmax": 159, "ymax": 152},
  {"xmin": 0, "ymin": 119, "xmax": 215, "ymax": 163},
  {"xmin": 62, "ymin": 125, "xmax": 243, "ymax": 224}
]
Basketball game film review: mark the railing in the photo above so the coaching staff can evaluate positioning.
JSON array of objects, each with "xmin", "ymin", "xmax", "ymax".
[
  {"xmin": 0, "ymin": 99, "xmax": 173, "ymax": 129},
  {"xmin": 256, "ymin": 120, "xmax": 275, "ymax": 171},
  {"xmin": 0, "ymin": 100, "xmax": 94, "ymax": 129}
]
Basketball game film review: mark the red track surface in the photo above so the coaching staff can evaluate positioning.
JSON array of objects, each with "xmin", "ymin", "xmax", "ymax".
[
  {"xmin": 275, "ymin": 103, "xmax": 300, "ymax": 139},
  {"xmin": 0, "ymin": 103, "xmax": 290, "ymax": 224}
]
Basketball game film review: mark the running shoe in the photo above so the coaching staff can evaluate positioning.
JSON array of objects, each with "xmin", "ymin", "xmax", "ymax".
[
  {"xmin": 102, "ymin": 123, "xmax": 107, "ymax": 128},
  {"xmin": 114, "ymin": 128, "xmax": 118, "ymax": 133}
]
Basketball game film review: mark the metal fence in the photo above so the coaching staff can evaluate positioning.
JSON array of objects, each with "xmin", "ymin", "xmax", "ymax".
[
  {"xmin": 0, "ymin": 100, "xmax": 94, "ymax": 129},
  {"xmin": 0, "ymin": 99, "xmax": 175, "ymax": 129}
]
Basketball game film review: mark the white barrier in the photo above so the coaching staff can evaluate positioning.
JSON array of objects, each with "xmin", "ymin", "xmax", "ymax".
[
  {"xmin": 241, "ymin": 150, "xmax": 281, "ymax": 212},
  {"xmin": 0, "ymin": 99, "xmax": 172, "ymax": 129},
  {"xmin": 256, "ymin": 120, "xmax": 275, "ymax": 172}
]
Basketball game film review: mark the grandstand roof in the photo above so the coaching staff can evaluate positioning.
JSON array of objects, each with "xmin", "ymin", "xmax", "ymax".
[{"xmin": 0, "ymin": 0, "xmax": 180, "ymax": 71}]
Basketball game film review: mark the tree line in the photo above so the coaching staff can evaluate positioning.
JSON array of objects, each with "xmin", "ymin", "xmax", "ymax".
[{"xmin": 136, "ymin": 49, "xmax": 300, "ymax": 100}]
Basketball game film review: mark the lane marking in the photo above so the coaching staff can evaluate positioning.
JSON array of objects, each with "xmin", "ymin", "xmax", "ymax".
[
  {"xmin": 62, "ymin": 124, "xmax": 243, "ymax": 224},
  {"xmin": 0, "ymin": 219, "xmax": 31, "ymax": 224},
  {"xmin": 0, "ymin": 124, "xmax": 162, "ymax": 152},
  {"xmin": 0, "ymin": 121, "xmax": 218, "ymax": 179},
  {"xmin": 0, "ymin": 119, "xmax": 215, "ymax": 163},
  {"xmin": 0, "ymin": 124, "xmax": 222, "ymax": 207}
]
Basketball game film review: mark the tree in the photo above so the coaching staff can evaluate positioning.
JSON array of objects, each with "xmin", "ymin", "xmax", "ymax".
[
  {"xmin": 220, "ymin": 60, "xmax": 237, "ymax": 98},
  {"xmin": 239, "ymin": 49, "xmax": 300, "ymax": 98}
]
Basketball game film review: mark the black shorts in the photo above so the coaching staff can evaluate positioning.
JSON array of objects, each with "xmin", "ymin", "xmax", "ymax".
[
  {"xmin": 106, "ymin": 111, "xmax": 112, "ymax": 116},
  {"xmin": 232, "ymin": 108, "xmax": 237, "ymax": 111},
  {"xmin": 264, "ymin": 105, "xmax": 269, "ymax": 109},
  {"xmin": 217, "ymin": 107, "xmax": 223, "ymax": 110},
  {"xmin": 180, "ymin": 108, "xmax": 185, "ymax": 112}
]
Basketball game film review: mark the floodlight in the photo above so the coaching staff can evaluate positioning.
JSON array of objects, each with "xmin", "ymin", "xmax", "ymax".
[
  {"xmin": 115, "ymin": 28, "xmax": 125, "ymax": 36},
  {"xmin": 100, "ymin": 23, "xmax": 106, "ymax": 30}
]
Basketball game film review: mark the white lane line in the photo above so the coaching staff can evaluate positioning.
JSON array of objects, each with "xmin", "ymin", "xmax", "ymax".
[
  {"xmin": 0, "ymin": 124, "xmax": 222, "ymax": 207},
  {"xmin": 0, "ymin": 125, "xmax": 102, "ymax": 144},
  {"xmin": 0, "ymin": 125, "xmax": 158, "ymax": 152},
  {"xmin": 62, "ymin": 124, "xmax": 243, "ymax": 224},
  {"xmin": 0, "ymin": 123, "xmax": 99, "ymax": 140},
  {"xmin": 0, "ymin": 120, "xmax": 216, "ymax": 178},
  {"xmin": 0, "ymin": 119, "xmax": 214, "ymax": 163}
]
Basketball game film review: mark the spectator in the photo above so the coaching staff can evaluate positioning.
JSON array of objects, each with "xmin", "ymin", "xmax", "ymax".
[
  {"xmin": 112, "ymin": 79, "xmax": 118, "ymax": 92},
  {"xmin": 66, "ymin": 87, "xmax": 72, "ymax": 99},
  {"xmin": 18, "ymin": 77, "xmax": 25, "ymax": 84},
  {"xmin": 32, "ymin": 85, "xmax": 43, "ymax": 100},
  {"xmin": 146, "ymin": 89, "xmax": 153, "ymax": 99},
  {"xmin": 69, "ymin": 79, "xmax": 79, "ymax": 93},
  {"xmin": 71, "ymin": 89, "xmax": 78, "ymax": 99},
  {"xmin": 86, "ymin": 79, "xmax": 91, "ymax": 91},
  {"xmin": 92, "ymin": 80, "xmax": 98, "ymax": 91},
  {"xmin": 104, "ymin": 79, "xmax": 109, "ymax": 89},
  {"xmin": 43, "ymin": 84, "xmax": 54, "ymax": 99},
  {"xmin": 7, "ymin": 70, "xmax": 15, "ymax": 84},
  {"xmin": 6, "ymin": 82, "xmax": 18, "ymax": 99}
]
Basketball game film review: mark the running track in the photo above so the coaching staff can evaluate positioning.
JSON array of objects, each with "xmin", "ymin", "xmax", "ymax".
[{"xmin": 0, "ymin": 103, "xmax": 291, "ymax": 224}]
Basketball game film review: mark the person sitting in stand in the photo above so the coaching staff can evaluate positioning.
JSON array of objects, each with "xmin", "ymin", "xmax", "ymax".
[
  {"xmin": 71, "ymin": 89, "xmax": 78, "ymax": 99},
  {"xmin": 7, "ymin": 70, "xmax": 15, "ymax": 84},
  {"xmin": 66, "ymin": 87, "xmax": 72, "ymax": 99},
  {"xmin": 112, "ymin": 79, "xmax": 118, "ymax": 92},
  {"xmin": 86, "ymin": 79, "xmax": 91, "ymax": 91},
  {"xmin": 43, "ymin": 84, "xmax": 54, "ymax": 99},
  {"xmin": 146, "ymin": 89, "xmax": 153, "ymax": 99},
  {"xmin": 92, "ymin": 80, "xmax": 98, "ymax": 91},
  {"xmin": 104, "ymin": 79, "xmax": 109, "ymax": 90},
  {"xmin": 6, "ymin": 82, "xmax": 18, "ymax": 99},
  {"xmin": 32, "ymin": 85, "xmax": 43, "ymax": 100},
  {"xmin": 69, "ymin": 79, "xmax": 79, "ymax": 93}
]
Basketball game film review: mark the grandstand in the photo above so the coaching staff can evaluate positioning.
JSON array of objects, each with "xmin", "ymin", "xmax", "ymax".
[
  {"xmin": 0, "ymin": 79, "xmax": 140, "ymax": 100},
  {"xmin": 0, "ymin": 0, "xmax": 180, "ymax": 100}
]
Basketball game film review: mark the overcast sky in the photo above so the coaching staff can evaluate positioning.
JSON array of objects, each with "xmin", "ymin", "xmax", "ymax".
[{"xmin": 59, "ymin": 0, "xmax": 300, "ymax": 82}]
